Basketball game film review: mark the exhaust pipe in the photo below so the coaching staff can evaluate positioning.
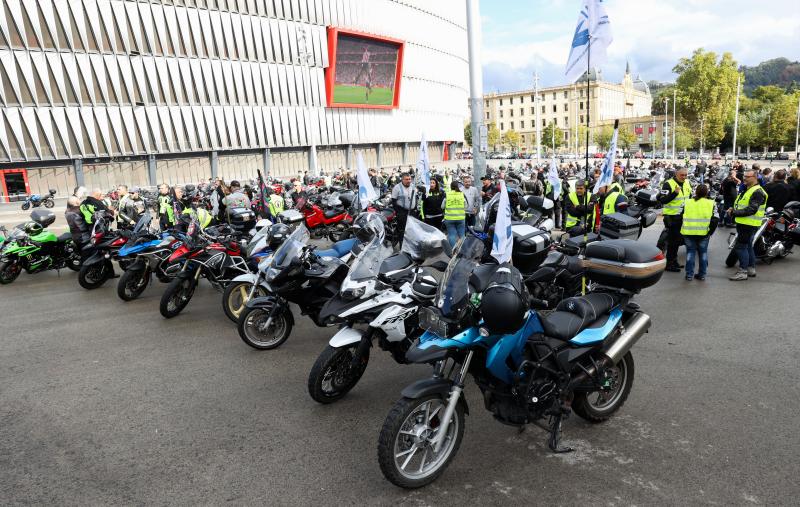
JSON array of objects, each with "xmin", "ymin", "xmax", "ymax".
[{"xmin": 603, "ymin": 312, "xmax": 651, "ymax": 364}]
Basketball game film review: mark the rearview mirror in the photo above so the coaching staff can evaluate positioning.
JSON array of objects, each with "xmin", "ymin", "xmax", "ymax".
[{"xmin": 430, "ymin": 260, "xmax": 448, "ymax": 272}]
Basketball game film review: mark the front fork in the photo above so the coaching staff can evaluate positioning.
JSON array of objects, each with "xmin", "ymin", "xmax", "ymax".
[{"xmin": 430, "ymin": 351, "xmax": 474, "ymax": 453}]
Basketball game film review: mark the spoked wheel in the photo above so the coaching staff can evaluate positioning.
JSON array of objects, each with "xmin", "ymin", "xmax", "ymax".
[
  {"xmin": 78, "ymin": 261, "xmax": 112, "ymax": 290},
  {"xmin": 222, "ymin": 281, "xmax": 268, "ymax": 323},
  {"xmin": 0, "ymin": 260, "xmax": 22, "ymax": 284},
  {"xmin": 378, "ymin": 394, "xmax": 465, "ymax": 489},
  {"xmin": 573, "ymin": 351, "xmax": 635, "ymax": 423},
  {"xmin": 117, "ymin": 267, "xmax": 151, "ymax": 301},
  {"xmin": 307, "ymin": 343, "xmax": 370, "ymax": 403},
  {"xmin": 237, "ymin": 305, "xmax": 292, "ymax": 350},
  {"xmin": 159, "ymin": 277, "xmax": 196, "ymax": 318}
]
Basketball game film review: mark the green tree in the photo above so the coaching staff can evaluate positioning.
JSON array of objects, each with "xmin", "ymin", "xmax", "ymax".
[
  {"xmin": 575, "ymin": 125, "xmax": 589, "ymax": 150},
  {"xmin": 595, "ymin": 125, "xmax": 614, "ymax": 150},
  {"xmin": 463, "ymin": 123, "xmax": 472, "ymax": 146},
  {"xmin": 673, "ymin": 124, "xmax": 695, "ymax": 151},
  {"xmin": 735, "ymin": 113, "xmax": 759, "ymax": 155},
  {"xmin": 541, "ymin": 121, "xmax": 563, "ymax": 150},
  {"xmin": 617, "ymin": 126, "xmax": 636, "ymax": 151},
  {"xmin": 501, "ymin": 129, "xmax": 521, "ymax": 150},
  {"xmin": 673, "ymin": 49, "xmax": 740, "ymax": 149},
  {"xmin": 487, "ymin": 122, "xmax": 500, "ymax": 150}
]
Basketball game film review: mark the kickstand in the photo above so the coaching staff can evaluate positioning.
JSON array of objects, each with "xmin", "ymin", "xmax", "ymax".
[{"xmin": 547, "ymin": 415, "xmax": 573, "ymax": 453}]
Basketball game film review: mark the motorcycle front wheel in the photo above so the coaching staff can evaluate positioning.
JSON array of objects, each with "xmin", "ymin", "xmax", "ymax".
[
  {"xmin": 237, "ymin": 305, "xmax": 292, "ymax": 350},
  {"xmin": 78, "ymin": 261, "xmax": 112, "ymax": 290},
  {"xmin": 44, "ymin": 199, "xmax": 55, "ymax": 209},
  {"xmin": 21, "ymin": 202, "xmax": 30, "ymax": 210},
  {"xmin": 222, "ymin": 281, "xmax": 268, "ymax": 323},
  {"xmin": 377, "ymin": 394, "xmax": 465, "ymax": 489},
  {"xmin": 117, "ymin": 267, "xmax": 151, "ymax": 301},
  {"xmin": 159, "ymin": 276, "xmax": 197, "ymax": 318},
  {"xmin": 0, "ymin": 260, "xmax": 22, "ymax": 284},
  {"xmin": 307, "ymin": 343, "xmax": 369, "ymax": 403}
]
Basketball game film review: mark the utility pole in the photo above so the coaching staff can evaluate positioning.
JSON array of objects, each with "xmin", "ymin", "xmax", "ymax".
[
  {"xmin": 700, "ymin": 116, "xmax": 704, "ymax": 155},
  {"xmin": 663, "ymin": 97, "xmax": 669, "ymax": 157},
  {"xmin": 534, "ymin": 72, "xmax": 541, "ymax": 164},
  {"xmin": 297, "ymin": 27, "xmax": 318, "ymax": 177},
  {"xmin": 466, "ymin": 0, "xmax": 487, "ymax": 178},
  {"xmin": 671, "ymin": 88, "xmax": 676, "ymax": 161},
  {"xmin": 795, "ymin": 95, "xmax": 800, "ymax": 161},
  {"xmin": 732, "ymin": 74, "xmax": 741, "ymax": 159}
]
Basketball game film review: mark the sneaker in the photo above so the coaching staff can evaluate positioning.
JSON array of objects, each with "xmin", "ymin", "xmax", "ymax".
[
  {"xmin": 685, "ymin": 275, "xmax": 693, "ymax": 281},
  {"xmin": 729, "ymin": 271, "xmax": 748, "ymax": 281},
  {"xmin": 747, "ymin": 267, "xmax": 756, "ymax": 277},
  {"xmin": 694, "ymin": 274, "xmax": 706, "ymax": 281},
  {"xmin": 665, "ymin": 264, "xmax": 682, "ymax": 273}
]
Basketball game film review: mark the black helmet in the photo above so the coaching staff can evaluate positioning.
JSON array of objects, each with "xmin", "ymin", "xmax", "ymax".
[
  {"xmin": 480, "ymin": 264, "xmax": 528, "ymax": 335},
  {"xmin": 24, "ymin": 221, "xmax": 43, "ymax": 236},
  {"xmin": 351, "ymin": 212, "xmax": 386, "ymax": 243},
  {"xmin": 267, "ymin": 223, "xmax": 290, "ymax": 250}
]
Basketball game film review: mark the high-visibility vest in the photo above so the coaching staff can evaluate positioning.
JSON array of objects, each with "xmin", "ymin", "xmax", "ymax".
[
  {"xmin": 182, "ymin": 208, "xmax": 212, "ymax": 229},
  {"xmin": 268, "ymin": 194, "xmax": 284, "ymax": 217},
  {"xmin": 443, "ymin": 191, "xmax": 466, "ymax": 221},
  {"xmin": 608, "ymin": 181, "xmax": 624, "ymax": 194},
  {"xmin": 602, "ymin": 191, "xmax": 622, "ymax": 215},
  {"xmin": 663, "ymin": 178, "xmax": 692, "ymax": 215},
  {"xmin": 734, "ymin": 185, "xmax": 768, "ymax": 227},
  {"xmin": 544, "ymin": 179, "xmax": 553, "ymax": 196},
  {"xmin": 158, "ymin": 195, "xmax": 175, "ymax": 225},
  {"xmin": 680, "ymin": 198, "xmax": 715, "ymax": 235},
  {"xmin": 565, "ymin": 191, "xmax": 595, "ymax": 228},
  {"xmin": 79, "ymin": 203, "xmax": 96, "ymax": 224}
]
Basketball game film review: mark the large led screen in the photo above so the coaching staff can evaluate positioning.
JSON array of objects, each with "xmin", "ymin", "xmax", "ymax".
[{"xmin": 325, "ymin": 28, "xmax": 404, "ymax": 109}]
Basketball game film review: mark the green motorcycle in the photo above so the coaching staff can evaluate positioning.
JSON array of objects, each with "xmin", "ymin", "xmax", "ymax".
[{"xmin": 0, "ymin": 210, "xmax": 82, "ymax": 284}]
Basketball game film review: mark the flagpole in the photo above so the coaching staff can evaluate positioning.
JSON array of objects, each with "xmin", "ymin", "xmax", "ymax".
[
  {"xmin": 732, "ymin": 74, "xmax": 740, "ymax": 159},
  {"xmin": 795, "ymin": 95, "xmax": 800, "ymax": 163},
  {"xmin": 672, "ymin": 88, "xmax": 676, "ymax": 161},
  {"xmin": 534, "ymin": 72, "xmax": 541, "ymax": 165},
  {"xmin": 581, "ymin": 35, "xmax": 591, "ymax": 296}
]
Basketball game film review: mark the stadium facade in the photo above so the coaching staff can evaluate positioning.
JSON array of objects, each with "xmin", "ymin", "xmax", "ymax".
[{"xmin": 0, "ymin": 0, "xmax": 468, "ymax": 200}]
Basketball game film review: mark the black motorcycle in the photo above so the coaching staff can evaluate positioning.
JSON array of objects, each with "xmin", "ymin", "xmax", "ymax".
[
  {"xmin": 78, "ymin": 212, "xmax": 130, "ymax": 290},
  {"xmin": 724, "ymin": 202, "xmax": 800, "ymax": 266}
]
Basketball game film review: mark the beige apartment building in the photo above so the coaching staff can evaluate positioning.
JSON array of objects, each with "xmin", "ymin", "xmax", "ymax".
[{"xmin": 483, "ymin": 67, "xmax": 651, "ymax": 152}]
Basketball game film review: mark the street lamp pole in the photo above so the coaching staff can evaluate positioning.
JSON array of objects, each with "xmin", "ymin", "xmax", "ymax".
[
  {"xmin": 534, "ymin": 72, "xmax": 541, "ymax": 164},
  {"xmin": 795, "ymin": 95, "xmax": 800, "ymax": 161},
  {"xmin": 663, "ymin": 97, "xmax": 669, "ymax": 157},
  {"xmin": 465, "ymin": 0, "xmax": 487, "ymax": 179},
  {"xmin": 297, "ymin": 27, "xmax": 318, "ymax": 177},
  {"xmin": 732, "ymin": 74, "xmax": 741, "ymax": 159},
  {"xmin": 671, "ymin": 88, "xmax": 676, "ymax": 161}
]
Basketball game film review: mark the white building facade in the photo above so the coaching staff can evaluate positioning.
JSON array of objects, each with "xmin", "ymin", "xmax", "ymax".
[{"xmin": 0, "ymin": 0, "xmax": 468, "ymax": 199}]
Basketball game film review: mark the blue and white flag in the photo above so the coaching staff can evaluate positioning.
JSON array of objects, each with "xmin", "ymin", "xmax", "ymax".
[
  {"xmin": 356, "ymin": 151, "xmax": 377, "ymax": 209},
  {"xmin": 548, "ymin": 157, "xmax": 562, "ymax": 200},
  {"xmin": 593, "ymin": 127, "xmax": 618, "ymax": 194},
  {"xmin": 416, "ymin": 134, "xmax": 430, "ymax": 190},
  {"xmin": 491, "ymin": 180, "xmax": 513, "ymax": 264},
  {"xmin": 565, "ymin": 0, "xmax": 613, "ymax": 83}
]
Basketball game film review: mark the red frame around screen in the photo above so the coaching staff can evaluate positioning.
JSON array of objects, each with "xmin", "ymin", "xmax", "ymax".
[{"xmin": 325, "ymin": 27, "xmax": 405, "ymax": 110}]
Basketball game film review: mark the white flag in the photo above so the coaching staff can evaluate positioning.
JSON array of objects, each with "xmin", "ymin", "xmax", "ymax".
[
  {"xmin": 491, "ymin": 180, "xmax": 513, "ymax": 264},
  {"xmin": 565, "ymin": 0, "xmax": 613, "ymax": 83},
  {"xmin": 593, "ymin": 127, "xmax": 618, "ymax": 194},
  {"xmin": 548, "ymin": 157, "xmax": 562, "ymax": 200},
  {"xmin": 416, "ymin": 134, "xmax": 430, "ymax": 189},
  {"xmin": 356, "ymin": 151, "xmax": 377, "ymax": 210}
]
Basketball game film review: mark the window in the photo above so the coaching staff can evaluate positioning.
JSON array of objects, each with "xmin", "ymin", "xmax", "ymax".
[
  {"xmin": 552, "ymin": 92, "xmax": 556, "ymax": 99},
  {"xmin": 552, "ymin": 105, "xmax": 556, "ymax": 113},
  {"xmin": 530, "ymin": 94, "xmax": 535, "ymax": 102},
  {"xmin": 564, "ymin": 116, "xmax": 569, "ymax": 126},
  {"xmin": 500, "ymin": 122, "xmax": 504, "ymax": 130},
  {"xmin": 520, "ymin": 121, "xmax": 525, "ymax": 129},
  {"xmin": 530, "ymin": 107, "xmax": 534, "ymax": 114},
  {"xmin": 542, "ymin": 119, "xmax": 546, "ymax": 127},
  {"xmin": 564, "ymin": 103, "xmax": 568, "ymax": 112},
  {"xmin": 485, "ymin": 100, "xmax": 489, "ymax": 107},
  {"xmin": 541, "ymin": 105, "xmax": 545, "ymax": 114},
  {"xmin": 499, "ymin": 110, "xmax": 503, "ymax": 118},
  {"xmin": 564, "ymin": 91, "xmax": 568, "ymax": 98},
  {"xmin": 580, "ymin": 102, "xmax": 584, "ymax": 110},
  {"xmin": 520, "ymin": 107, "xmax": 524, "ymax": 116},
  {"xmin": 554, "ymin": 118, "xmax": 558, "ymax": 126},
  {"xmin": 510, "ymin": 110, "xmax": 513, "ymax": 117},
  {"xmin": 510, "ymin": 121, "xmax": 514, "ymax": 129},
  {"xmin": 564, "ymin": 131, "xmax": 569, "ymax": 141},
  {"xmin": 485, "ymin": 112, "xmax": 489, "ymax": 120},
  {"xmin": 580, "ymin": 115, "xmax": 584, "ymax": 123},
  {"xmin": 499, "ymin": 99, "xmax": 503, "ymax": 105},
  {"xmin": 509, "ymin": 97, "xmax": 514, "ymax": 104}
]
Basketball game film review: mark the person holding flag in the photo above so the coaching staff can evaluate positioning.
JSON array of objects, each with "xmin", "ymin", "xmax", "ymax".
[{"xmin": 593, "ymin": 121, "xmax": 627, "ymax": 217}]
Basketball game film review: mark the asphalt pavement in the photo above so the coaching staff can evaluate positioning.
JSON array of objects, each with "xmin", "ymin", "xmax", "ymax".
[{"xmin": 2, "ymin": 224, "xmax": 800, "ymax": 505}]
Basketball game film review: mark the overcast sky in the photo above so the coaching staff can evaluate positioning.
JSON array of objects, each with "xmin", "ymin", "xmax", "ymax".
[{"xmin": 480, "ymin": 0, "xmax": 800, "ymax": 93}]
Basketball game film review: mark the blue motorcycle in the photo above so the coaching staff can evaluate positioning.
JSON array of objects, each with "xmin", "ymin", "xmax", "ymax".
[
  {"xmin": 20, "ymin": 190, "xmax": 56, "ymax": 210},
  {"xmin": 377, "ymin": 235, "xmax": 665, "ymax": 488},
  {"xmin": 116, "ymin": 213, "xmax": 183, "ymax": 301}
]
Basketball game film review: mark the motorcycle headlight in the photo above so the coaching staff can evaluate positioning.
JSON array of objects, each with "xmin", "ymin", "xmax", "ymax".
[
  {"xmin": 341, "ymin": 287, "xmax": 365, "ymax": 301},
  {"xmin": 265, "ymin": 267, "xmax": 281, "ymax": 282}
]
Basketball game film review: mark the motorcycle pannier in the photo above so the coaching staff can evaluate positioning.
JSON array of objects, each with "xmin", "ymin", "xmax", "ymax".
[
  {"xmin": 599, "ymin": 212, "xmax": 640, "ymax": 241},
  {"xmin": 511, "ymin": 223, "xmax": 551, "ymax": 274},
  {"xmin": 30, "ymin": 209, "xmax": 56, "ymax": 227},
  {"xmin": 584, "ymin": 239, "xmax": 666, "ymax": 291},
  {"xmin": 227, "ymin": 207, "xmax": 255, "ymax": 231},
  {"xmin": 277, "ymin": 209, "xmax": 304, "ymax": 226},
  {"xmin": 634, "ymin": 189, "xmax": 659, "ymax": 207}
]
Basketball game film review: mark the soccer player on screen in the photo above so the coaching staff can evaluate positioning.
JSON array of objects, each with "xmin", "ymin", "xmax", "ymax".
[{"xmin": 355, "ymin": 46, "xmax": 371, "ymax": 86}]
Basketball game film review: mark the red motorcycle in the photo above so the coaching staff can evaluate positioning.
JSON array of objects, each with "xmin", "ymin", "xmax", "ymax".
[{"xmin": 295, "ymin": 193, "xmax": 354, "ymax": 242}]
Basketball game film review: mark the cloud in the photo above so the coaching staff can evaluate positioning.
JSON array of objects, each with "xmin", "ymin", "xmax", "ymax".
[{"xmin": 481, "ymin": 0, "xmax": 800, "ymax": 92}]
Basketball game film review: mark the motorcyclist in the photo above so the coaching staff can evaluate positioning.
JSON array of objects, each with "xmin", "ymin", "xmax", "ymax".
[
  {"xmin": 79, "ymin": 188, "xmax": 113, "ymax": 225},
  {"xmin": 157, "ymin": 184, "xmax": 176, "ymax": 230},
  {"xmin": 65, "ymin": 196, "xmax": 91, "ymax": 256}
]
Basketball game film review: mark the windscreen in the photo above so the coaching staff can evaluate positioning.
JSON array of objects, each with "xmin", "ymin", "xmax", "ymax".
[
  {"xmin": 270, "ymin": 226, "xmax": 310, "ymax": 269},
  {"xmin": 133, "ymin": 212, "xmax": 152, "ymax": 233},
  {"xmin": 345, "ymin": 214, "xmax": 387, "ymax": 282},
  {"xmin": 401, "ymin": 216, "xmax": 446, "ymax": 262},
  {"xmin": 435, "ymin": 235, "xmax": 485, "ymax": 318},
  {"xmin": 246, "ymin": 224, "xmax": 270, "ymax": 258}
]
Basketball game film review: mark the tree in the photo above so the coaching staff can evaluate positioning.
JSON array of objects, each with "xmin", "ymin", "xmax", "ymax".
[
  {"xmin": 541, "ymin": 122, "xmax": 563, "ymax": 150},
  {"xmin": 487, "ymin": 122, "xmax": 500, "ymax": 150},
  {"xmin": 617, "ymin": 126, "xmax": 636, "ymax": 151},
  {"xmin": 673, "ymin": 49, "xmax": 740, "ymax": 149},
  {"xmin": 463, "ymin": 123, "xmax": 472, "ymax": 146},
  {"xmin": 595, "ymin": 125, "xmax": 614, "ymax": 150},
  {"xmin": 735, "ymin": 113, "xmax": 759, "ymax": 155},
  {"xmin": 673, "ymin": 124, "xmax": 695, "ymax": 151},
  {"xmin": 501, "ymin": 129, "xmax": 521, "ymax": 151},
  {"xmin": 575, "ymin": 125, "xmax": 589, "ymax": 150}
]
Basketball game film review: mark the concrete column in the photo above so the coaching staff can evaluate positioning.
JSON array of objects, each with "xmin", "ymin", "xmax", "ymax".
[
  {"xmin": 308, "ymin": 145, "xmax": 318, "ymax": 175},
  {"xmin": 402, "ymin": 143, "xmax": 409, "ymax": 165},
  {"xmin": 346, "ymin": 144, "xmax": 353, "ymax": 172},
  {"xmin": 263, "ymin": 148, "xmax": 271, "ymax": 178},
  {"xmin": 74, "ymin": 158, "xmax": 84, "ymax": 187},
  {"xmin": 210, "ymin": 151, "xmax": 219, "ymax": 179},
  {"xmin": 466, "ymin": 0, "xmax": 487, "ymax": 178},
  {"xmin": 147, "ymin": 155, "xmax": 157, "ymax": 186},
  {"xmin": 376, "ymin": 143, "xmax": 384, "ymax": 168}
]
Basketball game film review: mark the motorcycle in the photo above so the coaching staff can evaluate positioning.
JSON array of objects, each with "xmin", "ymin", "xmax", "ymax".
[
  {"xmin": 20, "ymin": 189, "xmax": 56, "ymax": 210},
  {"xmin": 307, "ymin": 216, "xmax": 445, "ymax": 404},
  {"xmin": 0, "ymin": 210, "xmax": 81, "ymax": 284},
  {"xmin": 235, "ymin": 226, "xmax": 353, "ymax": 349},
  {"xmin": 724, "ymin": 203, "xmax": 799, "ymax": 267},
  {"xmin": 78, "ymin": 212, "xmax": 130, "ymax": 290},
  {"xmin": 376, "ymin": 236, "xmax": 665, "ymax": 488},
  {"xmin": 295, "ymin": 192, "xmax": 354, "ymax": 242}
]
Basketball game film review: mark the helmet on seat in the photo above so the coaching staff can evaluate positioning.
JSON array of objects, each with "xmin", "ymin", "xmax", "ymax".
[
  {"xmin": 24, "ymin": 221, "xmax": 43, "ymax": 235},
  {"xmin": 267, "ymin": 223, "xmax": 290, "ymax": 250},
  {"xmin": 480, "ymin": 264, "xmax": 528, "ymax": 335}
]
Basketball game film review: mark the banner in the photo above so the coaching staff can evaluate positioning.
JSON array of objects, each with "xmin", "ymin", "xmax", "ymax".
[
  {"xmin": 491, "ymin": 180, "xmax": 513, "ymax": 264},
  {"xmin": 593, "ymin": 126, "xmax": 618, "ymax": 194},
  {"xmin": 565, "ymin": 0, "xmax": 613, "ymax": 83},
  {"xmin": 356, "ymin": 151, "xmax": 377, "ymax": 209}
]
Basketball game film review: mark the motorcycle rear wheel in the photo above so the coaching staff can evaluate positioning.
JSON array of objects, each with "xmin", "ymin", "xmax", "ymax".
[
  {"xmin": 237, "ymin": 305, "xmax": 292, "ymax": 349},
  {"xmin": 307, "ymin": 343, "xmax": 369, "ymax": 403},
  {"xmin": 117, "ymin": 267, "xmax": 151, "ymax": 301},
  {"xmin": 44, "ymin": 199, "xmax": 55, "ymax": 209},
  {"xmin": 78, "ymin": 261, "xmax": 112, "ymax": 290},
  {"xmin": 572, "ymin": 351, "xmax": 634, "ymax": 423},
  {"xmin": 0, "ymin": 260, "xmax": 22, "ymax": 284},
  {"xmin": 222, "ymin": 281, "xmax": 268, "ymax": 323},
  {"xmin": 159, "ymin": 277, "xmax": 196, "ymax": 318}
]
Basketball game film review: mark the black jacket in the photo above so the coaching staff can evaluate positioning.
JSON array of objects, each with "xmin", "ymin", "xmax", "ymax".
[
  {"xmin": 657, "ymin": 178, "xmax": 687, "ymax": 205},
  {"xmin": 732, "ymin": 185, "xmax": 767, "ymax": 218},
  {"xmin": 764, "ymin": 181, "xmax": 793, "ymax": 212},
  {"xmin": 65, "ymin": 206, "xmax": 90, "ymax": 245},
  {"xmin": 420, "ymin": 191, "xmax": 445, "ymax": 219}
]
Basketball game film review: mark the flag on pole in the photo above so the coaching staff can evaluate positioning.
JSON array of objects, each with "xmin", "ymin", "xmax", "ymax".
[
  {"xmin": 416, "ymin": 134, "xmax": 430, "ymax": 190},
  {"xmin": 593, "ymin": 126, "xmax": 618, "ymax": 194},
  {"xmin": 548, "ymin": 157, "xmax": 562, "ymax": 200},
  {"xmin": 491, "ymin": 180, "xmax": 513, "ymax": 264},
  {"xmin": 565, "ymin": 0, "xmax": 613, "ymax": 83},
  {"xmin": 356, "ymin": 151, "xmax": 377, "ymax": 210}
]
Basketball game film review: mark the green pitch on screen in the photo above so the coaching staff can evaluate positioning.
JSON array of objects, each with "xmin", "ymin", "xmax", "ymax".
[{"xmin": 333, "ymin": 85, "xmax": 394, "ymax": 105}]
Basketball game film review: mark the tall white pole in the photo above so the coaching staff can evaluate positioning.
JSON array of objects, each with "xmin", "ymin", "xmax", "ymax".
[
  {"xmin": 466, "ymin": 0, "xmax": 486, "ymax": 178},
  {"xmin": 298, "ymin": 27, "xmax": 318, "ymax": 177},
  {"xmin": 573, "ymin": 84, "xmax": 578, "ymax": 159},
  {"xmin": 732, "ymin": 74, "xmax": 741, "ymax": 159},
  {"xmin": 534, "ymin": 72, "xmax": 541, "ymax": 165},
  {"xmin": 663, "ymin": 98, "xmax": 669, "ymax": 157},
  {"xmin": 671, "ymin": 88, "xmax": 676, "ymax": 161},
  {"xmin": 795, "ymin": 95, "xmax": 800, "ymax": 161}
]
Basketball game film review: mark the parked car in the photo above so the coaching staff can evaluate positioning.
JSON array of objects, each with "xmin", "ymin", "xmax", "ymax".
[
  {"xmin": 777, "ymin": 152, "xmax": 790, "ymax": 160},
  {"xmin": 765, "ymin": 152, "xmax": 776, "ymax": 161},
  {"xmin": 712, "ymin": 152, "xmax": 721, "ymax": 160},
  {"xmin": 751, "ymin": 153, "xmax": 763, "ymax": 160}
]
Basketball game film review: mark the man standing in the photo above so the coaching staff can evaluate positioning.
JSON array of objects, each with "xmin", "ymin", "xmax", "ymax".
[
  {"xmin": 119, "ymin": 186, "xmax": 144, "ymax": 227},
  {"xmin": 658, "ymin": 167, "xmax": 692, "ymax": 272},
  {"xmin": 728, "ymin": 168, "xmax": 767, "ymax": 281},
  {"xmin": 462, "ymin": 176, "xmax": 481, "ymax": 227},
  {"xmin": 79, "ymin": 188, "xmax": 113, "ymax": 225},
  {"xmin": 480, "ymin": 176, "xmax": 495, "ymax": 203},
  {"xmin": 65, "ymin": 196, "xmax": 90, "ymax": 258},
  {"xmin": 720, "ymin": 169, "xmax": 740, "ymax": 227},
  {"xmin": 391, "ymin": 173, "xmax": 417, "ymax": 235},
  {"xmin": 680, "ymin": 184, "xmax": 718, "ymax": 281},
  {"xmin": 115, "ymin": 185, "xmax": 136, "ymax": 228},
  {"xmin": 764, "ymin": 169, "xmax": 792, "ymax": 212},
  {"xmin": 564, "ymin": 180, "xmax": 597, "ymax": 235},
  {"xmin": 222, "ymin": 181, "xmax": 252, "ymax": 210},
  {"xmin": 157, "ymin": 183, "xmax": 175, "ymax": 230}
]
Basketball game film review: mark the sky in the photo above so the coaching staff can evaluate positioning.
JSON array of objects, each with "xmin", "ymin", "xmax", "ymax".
[{"xmin": 480, "ymin": 0, "xmax": 800, "ymax": 93}]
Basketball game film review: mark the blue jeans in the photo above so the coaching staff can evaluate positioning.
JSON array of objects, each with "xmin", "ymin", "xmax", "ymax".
[
  {"xmin": 734, "ymin": 224, "xmax": 757, "ymax": 269},
  {"xmin": 445, "ymin": 220, "xmax": 465, "ymax": 248},
  {"xmin": 683, "ymin": 236, "xmax": 709, "ymax": 278}
]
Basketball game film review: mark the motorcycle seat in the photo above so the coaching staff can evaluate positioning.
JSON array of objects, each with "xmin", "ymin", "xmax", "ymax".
[
  {"xmin": 57, "ymin": 232, "xmax": 72, "ymax": 243},
  {"xmin": 541, "ymin": 293, "xmax": 621, "ymax": 341},
  {"xmin": 316, "ymin": 238, "xmax": 357, "ymax": 258},
  {"xmin": 323, "ymin": 209, "xmax": 341, "ymax": 219},
  {"xmin": 469, "ymin": 263, "xmax": 499, "ymax": 292}
]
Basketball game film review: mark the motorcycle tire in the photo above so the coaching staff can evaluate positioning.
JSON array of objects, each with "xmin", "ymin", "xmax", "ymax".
[
  {"xmin": 21, "ymin": 202, "xmax": 30, "ymax": 210},
  {"xmin": 0, "ymin": 260, "xmax": 22, "ymax": 284},
  {"xmin": 725, "ymin": 249, "xmax": 738, "ymax": 268},
  {"xmin": 237, "ymin": 305, "xmax": 293, "ymax": 350},
  {"xmin": 307, "ymin": 344, "xmax": 370, "ymax": 404},
  {"xmin": 572, "ymin": 351, "xmax": 635, "ymax": 423},
  {"xmin": 159, "ymin": 277, "xmax": 196, "ymax": 318},
  {"xmin": 377, "ymin": 393, "xmax": 465, "ymax": 489},
  {"xmin": 44, "ymin": 199, "xmax": 55, "ymax": 209},
  {"xmin": 78, "ymin": 261, "xmax": 112, "ymax": 290},
  {"xmin": 222, "ymin": 281, "xmax": 268, "ymax": 324},
  {"xmin": 117, "ymin": 267, "xmax": 151, "ymax": 301}
]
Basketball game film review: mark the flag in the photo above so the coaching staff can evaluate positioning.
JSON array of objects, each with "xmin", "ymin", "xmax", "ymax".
[
  {"xmin": 548, "ymin": 157, "xmax": 562, "ymax": 200},
  {"xmin": 416, "ymin": 133, "xmax": 430, "ymax": 190},
  {"xmin": 356, "ymin": 151, "xmax": 377, "ymax": 210},
  {"xmin": 565, "ymin": 0, "xmax": 613, "ymax": 83},
  {"xmin": 593, "ymin": 127, "xmax": 618, "ymax": 194},
  {"xmin": 491, "ymin": 180, "xmax": 513, "ymax": 264}
]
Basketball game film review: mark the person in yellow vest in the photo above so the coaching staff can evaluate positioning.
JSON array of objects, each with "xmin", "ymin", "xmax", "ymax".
[
  {"xmin": 443, "ymin": 181, "xmax": 466, "ymax": 248},
  {"xmin": 657, "ymin": 167, "xmax": 692, "ymax": 272},
  {"xmin": 181, "ymin": 206, "xmax": 212, "ymax": 230},
  {"xmin": 726, "ymin": 168, "xmax": 767, "ymax": 281},
  {"xmin": 680, "ymin": 184, "xmax": 719, "ymax": 281},
  {"xmin": 564, "ymin": 180, "xmax": 597, "ymax": 236},
  {"xmin": 157, "ymin": 184, "xmax": 176, "ymax": 230},
  {"xmin": 598, "ymin": 183, "xmax": 628, "ymax": 216}
]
